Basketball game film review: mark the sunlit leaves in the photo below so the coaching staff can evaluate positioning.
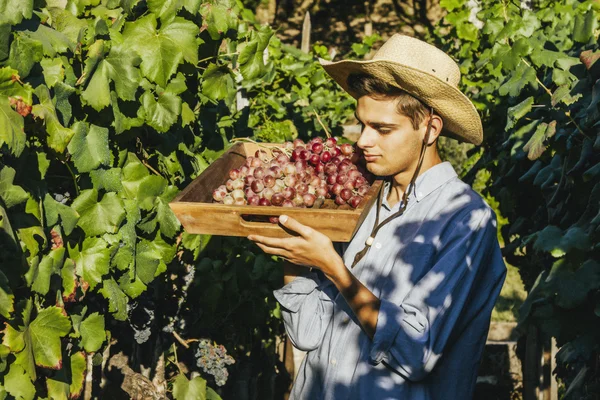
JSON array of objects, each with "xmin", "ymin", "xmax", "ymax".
[
  {"xmin": 71, "ymin": 189, "xmax": 125, "ymax": 237},
  {"xmin": 31, "ymin": 85, "xmax": 74, "ymax": 153},
  {"xmin": 99, "ymin": 278, "xmax": 128, "ymax": 321},
  {"xmin": 202, "ymin": 63, "xmax": 235, "ymax": 103},
  {"xmin": 238, "ymin": 27, "xmax": 273, "ymax": 80},
  {"xmin": 0, "ymin": 167, "xmax": 28, "ymax": 209},
  {"xmin": 79, "ymin": 313, "xmax": 106, "ymax": 352},
  {"xmin": 69, "ymin": 237, "xmax": 111, "ymax": 290},
  {"xmin": 122, "ymin": 14, "xmax": 198, "ymax": 88},
  {"xmin": 141, "ymin": 90, "xmax": 181, "ymax": 133},
  {"xmin": 0, "ymin": 0, "xmax": 33, "ymax": 25},
  {"xmin": 67, "ymin": 123, "xmax": 110, "ymax": 173}
]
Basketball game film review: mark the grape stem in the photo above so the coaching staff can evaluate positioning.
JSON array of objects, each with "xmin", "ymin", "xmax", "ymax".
[
  {"xmin": 172, "ymin": 331, "xmax": 199, "ymax": 349},
  {"xmin": 312, "ymin": 109, "xmax": 331, "ymax": 138}
]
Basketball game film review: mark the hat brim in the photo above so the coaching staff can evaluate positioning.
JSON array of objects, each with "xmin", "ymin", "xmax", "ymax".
[{"xmin": 319, "ymin": 58, "xmax": 483, "ymax": 145}]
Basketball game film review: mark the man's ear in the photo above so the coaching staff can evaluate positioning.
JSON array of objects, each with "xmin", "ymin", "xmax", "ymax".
[{"xmin": 425, "ymin": 114, "xmax": 443, "ymax": 146}]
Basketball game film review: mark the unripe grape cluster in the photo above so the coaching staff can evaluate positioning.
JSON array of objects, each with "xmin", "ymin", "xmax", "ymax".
[{"xmin": 212, "ymin": 138, "xmax": 373, "ymax": 220}]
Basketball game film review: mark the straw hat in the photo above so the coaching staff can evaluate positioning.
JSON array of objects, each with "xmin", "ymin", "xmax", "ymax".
[{"xmin": 319, "ymin": 34, "xmax": 483, "ymax": 145}]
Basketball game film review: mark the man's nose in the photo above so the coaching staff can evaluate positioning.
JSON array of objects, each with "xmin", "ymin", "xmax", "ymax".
[{"xmin": 356, "ymin": 126, "xmax": 376, "ymax": 149}]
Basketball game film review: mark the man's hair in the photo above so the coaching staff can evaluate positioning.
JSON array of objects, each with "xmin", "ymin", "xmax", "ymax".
[{"xmin": 347, "ymin": 73, "xmax": 431, "ymax": 130}]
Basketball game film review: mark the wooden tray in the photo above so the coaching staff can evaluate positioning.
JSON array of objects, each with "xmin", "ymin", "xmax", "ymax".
[{"xmin": 169, "ymin": 142, "xmax": 383, "ymax": 242}]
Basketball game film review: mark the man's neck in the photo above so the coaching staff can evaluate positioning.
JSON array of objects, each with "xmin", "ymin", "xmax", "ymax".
[{"xmin": 387, "ymin": 153, "xmax": 443, "ymax": 208}]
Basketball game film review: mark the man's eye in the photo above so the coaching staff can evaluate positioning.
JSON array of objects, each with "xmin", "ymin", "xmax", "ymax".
[{"xmin": 378, "ymin": 129, "xmax": 391, "ymax": 134}]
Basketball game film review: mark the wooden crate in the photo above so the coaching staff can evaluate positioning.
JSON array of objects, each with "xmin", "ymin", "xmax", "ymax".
[{"xmin": 169, "ymin": 142, "xmax": 383, "ymax": 242}]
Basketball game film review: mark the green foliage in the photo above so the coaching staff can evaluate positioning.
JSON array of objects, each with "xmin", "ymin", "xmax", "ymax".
[
  {"xmin": 438, "ymin": 0, "xmax": 600, "ymax": 395},
  {"xmin": 0, "ymin": 0, "xmax": 355, "ymax": 397}
]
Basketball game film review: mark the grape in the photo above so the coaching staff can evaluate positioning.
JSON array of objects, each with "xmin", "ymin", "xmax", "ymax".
[
  {"xmin": 195, "ymin": 339, "xmax": 235, "ymax": 387},
  {"xmin": 211, "ymin": 138, "xmax": 372, "ymax": 222},
  {"xmin": 348, "ymin": 196, "xmax": 362, "ymax": 208},
  {"xmin": 340, "ymin": 188, "xmax": 353, "ymax": 201}
]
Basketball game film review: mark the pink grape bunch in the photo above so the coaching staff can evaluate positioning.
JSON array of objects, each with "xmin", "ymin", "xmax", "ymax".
[{"xmin": 212, "ymin": 137, "xmax": 373, "ymax": 214}]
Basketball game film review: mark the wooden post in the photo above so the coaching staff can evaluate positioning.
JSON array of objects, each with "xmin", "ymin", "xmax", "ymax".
[
  {"xmin": 301, "ymin": 12, "xmax": 311, "ymax": 53},
  {"xmin": 364, "ymin": 1, "xmax": 372, "ymax": 36},
  {"xmin": 524, "ymin": 324, "xmax": 540, "ymax": 400}
]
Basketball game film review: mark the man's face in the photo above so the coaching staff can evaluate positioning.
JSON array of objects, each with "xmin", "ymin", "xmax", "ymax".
[{"xmin": 355, "ymin": 95, "xmax": 425, "ymax": 179}]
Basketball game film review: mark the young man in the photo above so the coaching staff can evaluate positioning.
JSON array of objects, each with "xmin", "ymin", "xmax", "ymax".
[{"xmin": 248, "ymin": 34, "xmax": 506, "ymax": 400}]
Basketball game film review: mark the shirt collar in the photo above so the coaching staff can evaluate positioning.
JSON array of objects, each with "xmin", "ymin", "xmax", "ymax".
[{"xmin": 381, "ymin": 162, "xmax": 458, "ymax": 210}]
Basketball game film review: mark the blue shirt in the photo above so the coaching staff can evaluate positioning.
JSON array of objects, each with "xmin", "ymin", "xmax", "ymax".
[{"xmin": 273, "ymin": 162, "xmax": 507, "ymax": 400}]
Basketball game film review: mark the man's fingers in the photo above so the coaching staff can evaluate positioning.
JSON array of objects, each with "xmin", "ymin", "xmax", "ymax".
[
  {"xmin": 248, "ymin": 234, "xmax": 291, "ymax": 249},
  {"xmin": 255, "ymin": 242, "xmax": 290, "ymax": 258},
  {"xmin": 278, "ymin": 215, "xmax": 311, "ymax": 238}
]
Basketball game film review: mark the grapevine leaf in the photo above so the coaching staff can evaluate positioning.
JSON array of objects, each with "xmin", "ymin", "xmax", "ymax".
[
  {"xmin": 31, "ymin": 248, "xmax": 65, "ymax": 295},
  {"xmin": 122, "ymin": 14, "xmax": 198, "ymax": 87},
  {"xmin": 69, "ymin": 237, "xmax": 110, "ymax": 290},
  {"xmin": 573, "ymin": 10, "xmax": 597, "ymax": 43},
  {"xmin": 23, "ymin": 306, "xmax": 72, "ymax": 370},
  {"xmin": 81, "ymin": 43, "xmax": 142, "ymax": 111},
  {"xmin": 67, "ymin": 123, "xmax": 110, "ymax": 173},
  {"xmin": 439, "ymin": 0, "xmax": 465, "ymax": 12},
  {"xmin": 3, "ymin": 364, "xmax": 35, "ymax": 400},
  {"xmin": 534, "ymin": 225, "xmax": 591, "ymax": 258},
  {"xmin": 200, "ymin": 1, "xmax": 238, "ymax": 40},
  {"xmin": 43, "ymin": 194, "xmax": 80, "ymax": 236},
  {"xmin": 238, "ymin": 27, "xmax": 273, "ymax": 80},
  {"xmin": 172, "ymin": 374, "xmax": 207, "ymax": 400},
  {"xmin": 498, "ymin": 63, "xmax": 538, "ymax": 97},
  {"xmin": 32, "ymin": 85, "xmax": 74, "ymax": 153},
  {"xmin": 89, "ymin": 168, "xmax": 123, "ymax": 192},
  {"xmin": 183, "ymin": 0, "xmax": 202, "ymax": 14},
  {"xmin": 41, "ymin": 58, "xmax": 65, "ymax": 88},
  {"xmin": 25, "ymin": 25, "xmax": 75, "ymax": 57},
  {"xmin": 546, "ymin": 259, "xmax": 600, "ymax": 308},
  {"xmin": 0, "ymin": 271, "xmax": 14, "ymax": 319},
  {"xmin": 551, "ymin": 85, "xmax": 582, "ymax": 107},
  {"xmin": 165, "ymin": 72, "xmax": 187, "ymax": 95},
  {"xmin": 181, "ymin": 102, "xmax": 195, "ymax": 126},
  {"xmin": 155, "ymin": 188, "xmax": 181, "ymax": 238},
  {"xmin": 61, "ymin": 258, "xmax": 76, "ymax": 303},
  {"xmin": 54, "ymin": 82, "xmax": 76, "ymax": 126},
  {"xmin": 46, "ymin": 350, "xmax": 86, "ymax": 400},
  {"xmin": 69, "ymin": 351, "xmax": 86, "ymax": 397},
  {"xmin": 118, "ymin": 268, "xmax": 147, "ymax": 298},
  {"xmin": 79, "ymin": 312, "xmax": 106, "ymax": 352},
  {"xmin": 202, "ymin": 63, "xmax": 235, "ymax": 102},
  {"xmin": 0, "ymin": 67, "xmax": 33, "ymax": 102},
  {"xmin": 0, "ymin": 98, "xmax": 25, "ymax": 157},
  {"xmin": 72, "ymin": 189, "xmax": 126, "ymax": 237},
  {"xmin": 0, "ymin": 166, "xmax": 28, "ymax": 209},
  {"xmin": 141, "ymin": 90, "xmax": 181, "ymax": 133},
  {"xmin": 0, "ymin": 0, "xmax": 33, "ymax": 25},
  {"xmin": 523, "ymin": 121, "xmax": 556, "ymax": 160},
  {"xmin": 505, "ymin": 96, "xmax": 533, "ymax": 131},
  {"xmin": 0, "ymin": 22, "xmax": 8, "ymax": 60},
  {"xmin": 99, "ymin": 278, "xmax": 128, "ymax": 321},
  {"xmin": 135, "ymin": 235, "xmax": 174, "ymax": 284},
  {"xmin": 6, "ymin": 33, "xmax": 43, "ymax": 78},
  {"xmin": 46, "ymin": 8, "xmax": 88, "ymax": 43},
  {"xmin": 147, "ymin": 0, "xmax": 181, "ymax": 21}
]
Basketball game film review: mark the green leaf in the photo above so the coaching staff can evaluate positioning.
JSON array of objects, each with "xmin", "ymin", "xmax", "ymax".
[
  {"xmin": 67, "ymin": 123, "xmax": 110, "ymax": 173},
  {"xmin": 61, "ymin": 258, "xmax": 77, "ymax": 303},
  {"xmin": 122, "ymin": 14, "xmax": 199, "ymax": 87},
  {"xmin": 26, "ymin": 25, "xmax": 75, "ymax": 57},
  {"xmin": 46, "ymin": 350, "xmax": 86, "ymax": 400},
  {"xmin": 43, "ymin": 194, "xmax": 80, "ymax": 236},
  {"xmin": 183, "ymin": 0, "xmax": 202, "ymax": 14},
  {"xmin": 32, "ymin": 85, "xmax": 74, "ymax": 153},
  {"xmin": 141, "ymin": 90, "xmax": 181, "ymax": 133},
  {"xmin": 440, "ymin": 0, "xmax": 465, "ymax": 12},
  {"xmin": 238, "ymin": 27, "xmax": 273, "ymax": 80},
  {"xmin": 551, "ymin": 85, "xmax": 582, "ymax": 107},
  {"xmin": 6, "ymin": 33, "xmax": 43, "ymax": 78},
  {"xmin": 3, "ymin": 364, "xmax": 35, "ymax": 400},
  {"xmin": 573, "ymin": 10, "xmax": 597, "ymax": 43},
  {"xmin": 498, "ymin": 62, "xmax": 538, "ymax": 97},
  {"xmin": 0, "ymin": 271, "xmax": 14, "ymax": 319},
  {"xmin": 79, "ymin": 312, "xmax": 106, "ymax": 352},
  {"xmin": 99, "ymin": 278, "xmax": 128, "ymax": 321},
  {"xmin": 0, "ymin": 67, "xmax": 33, "ymax": 102},
  {"xmin": 0, "ymin": 166, "xmax": 28, "ymax": 209},
  {"xmin": 135, "ymin": 235, "xmax": 174, "ymax": 284},
  {"xmin": 41, "ymin": 58, "xmax": 65, "ymax": 88},
  {"xmin": 505, "ymin": 96, "xmax": 533, "ymax": 131},
  {"xmin": 72, "ymin": 189, "xmax": 126, "ymax": 237},
  {"xmin": 181, "ymin": 102, "xmax": 195, "ymax": 127},
  {"xmin": 202, "ymin": 63, "xmax": 235, "ymax": 102},
  {"xmin": 31, "ymin": 248, "xmax": 65, "ymax": 295},
  {"xmin": 69, "ymin": 237, "xmax": 111, "ymax": 290},
  {"xmin": 523, "ymin": 121, "xmax": 556, "ymax": 160},
  {"xmin": 173, "ymin": 374, "xmax": 207, "ymax": 400},
  {"xmin": 147, "ymin": 0, "xmax": 182, "ymax": 21},
  {"xmin": 534, "ymin": 225, "xmax": 591, "ymax": 257},
  {"xmin": 0, "ymin": 0, "xmax": 33, "ymax": 25},
  {"xmin": 0, "ymin": 98, "xmax": 25, "ymax": 157},
  {"xmin": 89, "ymin": 168, "xmax": 123, "ymax": 192},
  {"xmin": 200, "ymin": 1, "xmax": 238, "ymax": 40},
  {"xmin": 546, "ymin": 259, "xmax": 600, "ymax": 308},
  {"xmin": 80, "ymin": 43, "xmax": 142, "ymax": 111},
  {"xmin": 155, "ymin": 190, "xmax": 181, "ymax": 238}
]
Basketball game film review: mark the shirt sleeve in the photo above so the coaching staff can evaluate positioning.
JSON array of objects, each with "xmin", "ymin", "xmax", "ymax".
[
  {"xmin": 273, "ymin": 271, "xmax": 337, "ymax": 352},
  {"xmin": 369, "ymin": 206, "xmax": 506, "ymax": 381}
]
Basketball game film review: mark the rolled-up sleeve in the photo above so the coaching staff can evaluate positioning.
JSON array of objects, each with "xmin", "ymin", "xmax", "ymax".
[
  {"xmin": 369, "ymin": 206, "xmax": 506, "ymax": 381},
  {"xmin": 273, "ymin": 272, "xmax": 336, "ymax": 351}
]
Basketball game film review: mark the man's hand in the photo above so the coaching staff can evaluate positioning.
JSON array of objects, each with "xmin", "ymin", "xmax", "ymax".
[{"xmin": 247, "ymin": 215, "xmax": 344, "ymax": 279}]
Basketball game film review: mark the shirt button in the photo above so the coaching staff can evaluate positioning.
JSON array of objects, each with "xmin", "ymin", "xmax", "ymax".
[
  {"xmin": 375, "ymin": 242, "xmax": 382, "ymax": 249},
  {"xmin": 331, "ymin": 359, "xmax": 337, "ymax": 365}
]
